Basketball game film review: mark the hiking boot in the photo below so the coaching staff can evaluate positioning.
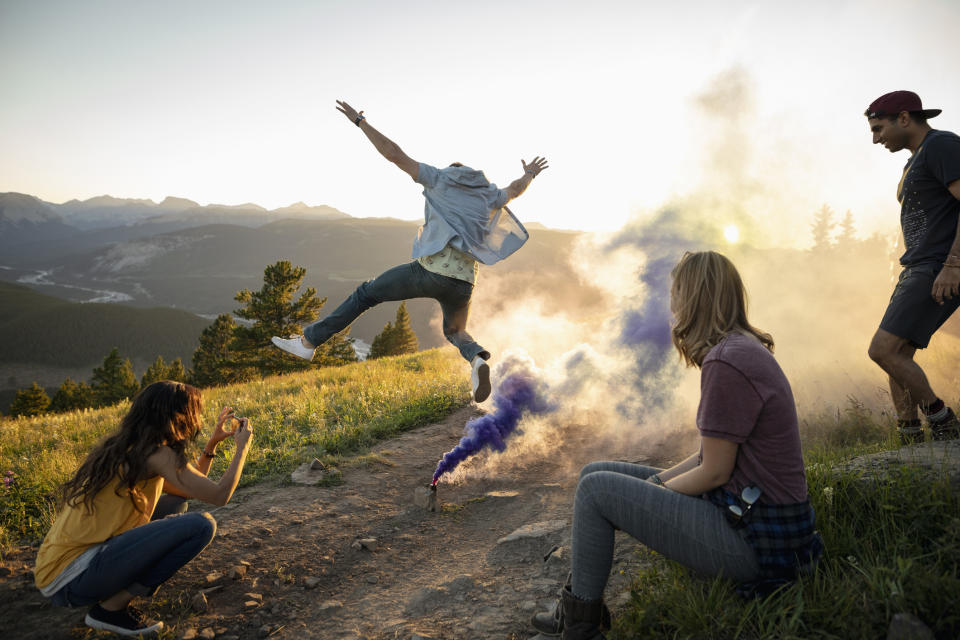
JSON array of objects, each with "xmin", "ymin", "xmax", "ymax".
[
  {"xmin": 85, "ymin": 604, "xmax": 163, "ymax": 637},
  {"xmin": 271, "ymin": 335, "xmax": 315, "ymax": 361},
  {"xmin": 560, "ymin": 585, "xmax": 607, "ymax": 640},
  {"xmin": 897, "ymin": 419, "xmax": 925, "ymax": 445},
  {"xmin": 531, "ymin": 575, "xmax": 610, "ymax": 638},
  {"xmin": 930, "ymin": 408, "xmax": 960, "ymax": 441},
  {"xmin": 471, "ymin": 355, "xmax": 491, "ymax": 403}
]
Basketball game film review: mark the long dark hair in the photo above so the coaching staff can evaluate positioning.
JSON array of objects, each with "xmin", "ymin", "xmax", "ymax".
[{"xmin": 60, "ymin": 380, "xmax": 203, "ymax": 514}]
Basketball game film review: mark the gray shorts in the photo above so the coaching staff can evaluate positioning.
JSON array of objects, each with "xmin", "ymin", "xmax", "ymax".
[{"xmin": 879, "ymin": 264, "xmax": 960, "ymax": 348}]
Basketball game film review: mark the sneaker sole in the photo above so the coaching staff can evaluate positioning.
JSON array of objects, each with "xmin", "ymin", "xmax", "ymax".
[
  {"xmin": 84, "ymin": 614, "xmax": 163, "ymax": 637},
  {"xmin": 473, "ymin": 362, "xmax": 491, "ymax": 403}
]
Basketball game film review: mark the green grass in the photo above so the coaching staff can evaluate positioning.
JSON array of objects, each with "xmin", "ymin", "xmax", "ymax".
[
  {"xmin": 613, "ymin": 398, "xmax": 960, "ymax": 640},
  {"xmin": 0, "ymin": 348, "xmax": 470, "ymax": 553}
]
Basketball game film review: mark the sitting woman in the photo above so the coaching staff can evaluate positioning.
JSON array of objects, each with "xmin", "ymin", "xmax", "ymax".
[
  {"xmin": 532, "ymin": 251, "xmax": 822, "ymax": 640},
  {"xmin": 34, "ymin": 380, "xmax": 254, "ymax": 637}
]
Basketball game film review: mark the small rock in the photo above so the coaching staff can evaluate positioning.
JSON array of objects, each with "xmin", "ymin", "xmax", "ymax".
[
  {"xmin": 229, "ymin": 564, "xmax": 248, "ymax": 580},
  {"xmin": 358, "ymin": 537, "xmax": 378, "ymax": 551},
  {"xmin": 249, "ymin": 538, "xmax": 263, "ymax": 549},
  {"xmin": 258, "ymin": 527, "xmax": 274, "ymax": 537},
  {"xmin": 204, "ymin": 571, "xmax": 224, "ymax": 585},
  {"xmin": 317, "ymin": 600, "xmax": 343, "ymax": 617},
  {"xmin": 244, "ymin": 600, "xmax": 261, "ymax": 611},
  {"xmin": 304, "ymin": 576, "xmax": 322, "ymax": 589},
  {"xmin": 365, "ymin": 574, "xmax": 379, "ymax": 584},
  {"xmin": 239, "ymin": 560, "xmax": 252, "ymax": 567},
  {"xmin": 190, "ymin": 591, "xmax": 208, "ymax": 613},
  {"xmin": 350, "ymin": 540, "xmax": 362, "ymax": 550},
  {"xmin": 199, "ymin": 629, "xmax": 216, "ymax": 640},
  {"xmin": 244, "ymin": 592, "xmax": 263, "ymax": 602},
  {"xmin": 887, "ymin": 613, "xmax": 935, "ymax": 640},
  {"xmin": 413, "ymin": 485, "xmax": 438, "ymax": 512},
  {"xmin": 214, "ymin": 628, "xmax": 228, "ymax": 635},
  {"xmin": 180, "ymin": 629, "xmax": 198, "ymax": 640}
]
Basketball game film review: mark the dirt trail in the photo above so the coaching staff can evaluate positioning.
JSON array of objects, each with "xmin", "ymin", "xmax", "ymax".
[{"xmin": 0, "ymin": 406, "xmax": 667, "ymax": 640}]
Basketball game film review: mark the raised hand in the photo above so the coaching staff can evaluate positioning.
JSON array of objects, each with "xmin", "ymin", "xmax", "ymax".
[
  {"xmin": 522, "ymin": 156, "xmax": 549, "ymax": 177},
  {"xmin": 336, "ymin": 100, "xmax": 363, "ymax": 124},
  {"xmin": 210, "ymin": 407, "xmax": 237, "ymax": 444}
]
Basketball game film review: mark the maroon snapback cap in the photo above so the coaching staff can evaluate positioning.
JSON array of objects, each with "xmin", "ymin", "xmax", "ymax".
[{"xmin": 865, "ymin": 90, "xmax": 941, "ymax": 119}]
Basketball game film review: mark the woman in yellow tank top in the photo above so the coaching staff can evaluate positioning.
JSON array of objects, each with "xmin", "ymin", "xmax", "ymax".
[{"xmin": 34, "ymin": 380, "xmax": 254, "ymax": 637}]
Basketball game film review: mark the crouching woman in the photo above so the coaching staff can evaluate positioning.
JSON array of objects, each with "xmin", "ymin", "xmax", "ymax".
[
  {"xmin": 34, "ymin": 381, "xmax": 254, "ymax": 637},
  {"xmin": 532, "ymin": 251, "xmax": 823, "ymax": 640}
]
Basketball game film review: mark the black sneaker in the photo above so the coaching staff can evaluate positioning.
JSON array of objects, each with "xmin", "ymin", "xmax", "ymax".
[
  {"xmin": 897, "ymin": 419, "xmax": 925, "ymax": 445},
  {"xmin": 930, "ymin": 408, "xmax": 960, "ymax": 441},
  {"xmin": 85, "ymin": 604, "xmax": 163, "ymax": 636}
]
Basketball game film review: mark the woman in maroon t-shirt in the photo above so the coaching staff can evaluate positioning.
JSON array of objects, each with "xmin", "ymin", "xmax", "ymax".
[{"xmin": 530, "ymin": 251, "xmax": 821, "ymax": 640}]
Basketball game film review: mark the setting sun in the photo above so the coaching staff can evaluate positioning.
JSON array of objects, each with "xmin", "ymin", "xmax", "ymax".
[{"xmin": 723, "ymin": 224, "xmax": 740, "ymax": 243}]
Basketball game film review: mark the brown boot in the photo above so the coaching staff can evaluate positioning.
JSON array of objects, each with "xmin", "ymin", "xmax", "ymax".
[
  {"xmin": 531, "ymin": 574, "xmax": 610, "ymax": 637},
  {"xmin": 561, "ymin": 586, "xmax": 607, "ymax": 640}
]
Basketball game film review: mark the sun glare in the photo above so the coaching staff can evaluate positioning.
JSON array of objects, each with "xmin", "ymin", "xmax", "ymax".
[{"xmin": 723, "ymin": 224, "xmax": 740, "ymax": 243}]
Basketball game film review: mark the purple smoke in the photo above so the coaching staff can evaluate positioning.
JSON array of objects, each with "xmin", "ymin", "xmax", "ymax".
[{"xmin": 432, "ymin": 369, "xmax": 555, "ymax": 484}]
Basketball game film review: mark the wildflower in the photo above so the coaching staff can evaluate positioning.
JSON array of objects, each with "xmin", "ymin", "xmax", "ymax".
[
  {"xmin": 822, "ymin": 486, "xmax": 834, "ymax": 507},
  {"xmin": 3, "ymin": 470, "xmax": 15, "ymax": 490}
]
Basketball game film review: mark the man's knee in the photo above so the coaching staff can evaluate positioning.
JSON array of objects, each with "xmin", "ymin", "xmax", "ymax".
[{"xmin": 868, "ymin": 330, "xmax": 910, "ymax": 366}]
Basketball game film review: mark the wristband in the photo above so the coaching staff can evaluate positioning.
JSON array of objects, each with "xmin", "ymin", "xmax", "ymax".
[
  {"xmin": 647, "ymin": 474, "xmax": 664, "ymax": 486},
  {"xmin": 525, "ymin": 169, "xmax": 536, "ymax": 176},
  {"xmin": 354, "ymin": 114, "xmax": 365, "ymax": 127},
  {"xmin": 202, "ymin": 449, "xmax": 217, "ymax": 459}
]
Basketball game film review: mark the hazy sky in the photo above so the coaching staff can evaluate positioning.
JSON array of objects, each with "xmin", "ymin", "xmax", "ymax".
[{"xmin": 2, "ymin": 0, "xmax": 959, "ymax": 244}]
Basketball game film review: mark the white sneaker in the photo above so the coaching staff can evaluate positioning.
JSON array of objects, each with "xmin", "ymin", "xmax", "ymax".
[
  {"xmin": 271, "ymin": 336, "xmax": 315, "ymax": 361},
  {"xmin": 471, "ymin": 356, "xmax": 491, "ymax": 402}
]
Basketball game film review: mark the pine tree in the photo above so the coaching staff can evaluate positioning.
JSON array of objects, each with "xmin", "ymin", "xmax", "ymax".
[
  {"xmin": 233, "ymin": 261, "xmax": 354, "ymax": 374},
  {"xmin": 166, "ymin": 358, "xmax": 187, "ymax": 383},
  {"xmin": 49, "ymin": 378, "xmax": 94, "ymax": 413},
  {"xmin": 810, "ymin": 204, "xmax": 836, "ymax": 250},
  {"xmin": 8, "ymin": 382, "xmax": 51, "ymax": 417},
  {"xmin": 368, "ymin": 321, "xmax": 395, "ymax": 360},
  {"xmin": 141, "ymin": 355, "xmax": 169, "ymax": 389},
  {"xmin": 391, "ymin": 302, "xmax": 418, "ymax": 355},
  {"xmin": 91, "ymin": 347, "xmax": 139, "ymax": 406},
  {"xmin": 190, "ymin": 314, "xmax": 246, "ymax": 387},
  {"xmin": 368, "ymin": 303, "xmax": 419, "ymax": 359},
  {"xmin": 838, "ymin": 210, "xmax": 857, "ymax": 245}
]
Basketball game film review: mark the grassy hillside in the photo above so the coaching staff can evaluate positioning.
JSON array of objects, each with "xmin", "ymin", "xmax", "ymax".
[
  {"xmin": 0, "ymin": 282, "xmax": 210, "ymax": 368},
  {"xmin": 0, "ymin": 348, "xmax": 469, "ymax": 551}
]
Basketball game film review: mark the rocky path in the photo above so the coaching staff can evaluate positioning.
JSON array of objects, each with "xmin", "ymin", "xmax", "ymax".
[{"xmin": 0, "ymin": 406, "xmax": 666, "ymax": 640}]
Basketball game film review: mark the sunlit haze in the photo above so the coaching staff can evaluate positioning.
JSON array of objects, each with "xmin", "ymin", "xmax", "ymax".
[{"xmin": 2, "ymin": 0, "xmax": 959, "ymax": 246}]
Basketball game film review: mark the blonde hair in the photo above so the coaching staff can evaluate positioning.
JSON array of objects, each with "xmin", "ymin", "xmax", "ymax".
[{"xmin": 670, "ymin": 251, "xmax": 773, "ymax": 368}]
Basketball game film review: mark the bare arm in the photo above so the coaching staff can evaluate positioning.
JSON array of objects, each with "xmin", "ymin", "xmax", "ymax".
[
  {"xmin": 931, "ymin": 178, "xmax": 960, "ymax": 305},
  {"xmin": 662, "ymin": 436, "xmax": 738, "ymax": 496},
  {"xmin": 149, "ymin": 417, "xmax": 253, "ymax": 506},
  {"xmin": 162, "ymin": 407, "xmax": 237, "ymax": 499},
  {"xmin": 655, "ymin": 451, "xmax": 701, "ymax": 482},
  {"xmin": 503, "ymin": 156, "xmax": 549, "ymax": 203},
  {"xmin": 336, "ymin": 100, "xmax": 419, "ymax": 180}
]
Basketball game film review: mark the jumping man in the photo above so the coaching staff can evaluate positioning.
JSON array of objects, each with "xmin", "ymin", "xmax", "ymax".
[{"xmin": 272, "ymin": 100, "xmax": 548, "ymax": 402}]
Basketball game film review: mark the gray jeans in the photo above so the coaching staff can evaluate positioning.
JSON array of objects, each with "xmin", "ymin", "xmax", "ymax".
[
  {"xmin": 571, "ymin": 461, "xmax": 760, "ymax": 600},
  {"xmin": 303, "ymin": 261, "xmax": 487, "ymax": 363}
]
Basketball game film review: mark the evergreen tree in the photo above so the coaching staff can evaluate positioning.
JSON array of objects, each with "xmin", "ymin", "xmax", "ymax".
[
  {"xmin": 838, "ymin": 210, "xmax": 857, "ymax": 245},
  {"xmin": 91, "ymin": 347, "xmax": 139, "ymax": 406},
  {"xmin": 141, "ymin": 355, "xmax": 169, "ymax": 389},
  {"xmin": 49, "ymin": 378, "xmax": 94, "ymax": 413},
  {"xmin": 166, "ymin": 357, "xmax": 187, "ymax": 383},
  {"xmin": 810, "ymin": 204, "xmax": 836, "ymax": 250},
  {"xmin": 9, "ymin": 382, "xmax": 51, "ymax": 417},
  {"xmin": 368, "ymin": 321, "xmax": 395, "ymax": 360},
  {"xmin": 233, "ymin": 261, "xmax": 354, "ymax": 374},
  {"xmin": 391, "ymin": 302, "xmax": 418, "ymax": 355},
  {"xmin": 190, "ymin": 314, "xmax": 246, "ymax": 387},
  {"xmin": 368, "ymin": 303, "xmax": 418, "ymax": 359}
]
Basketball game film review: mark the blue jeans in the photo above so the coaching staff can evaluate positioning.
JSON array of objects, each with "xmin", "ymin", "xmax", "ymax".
[
  {"xmin": 50, "ymin": 512, "xmax": 216, "ymax": 607},
  {"xmin": 303, "ymin": 261, "xmax": 488, "ymax": 363},
  {"xmin": 571, "ymin": 461, "xmax": 759, "ymax": 600}
]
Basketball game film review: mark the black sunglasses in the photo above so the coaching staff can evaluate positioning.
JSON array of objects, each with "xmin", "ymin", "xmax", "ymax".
[{"xmin": 725, "ymin": 486, "xmax": 762, "ymax": 528}]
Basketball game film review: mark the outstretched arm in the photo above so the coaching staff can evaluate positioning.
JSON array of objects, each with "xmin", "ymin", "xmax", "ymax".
[
  {"xmin": 336, "ymin": 100, "xmax": 419, "ymax": 180},
  {"xmin": 503, "ymin": 156, "xmax": 549, "ymax": 203}
]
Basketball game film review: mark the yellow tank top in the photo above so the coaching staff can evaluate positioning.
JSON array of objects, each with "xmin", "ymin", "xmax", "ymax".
[{"xmin": 34, "ymin": 475, "xmax": 163, "ymax": 589}]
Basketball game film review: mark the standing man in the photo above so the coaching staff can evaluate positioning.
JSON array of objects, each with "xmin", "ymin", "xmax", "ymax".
[
  {"xmin": 865, "ymin": 90, "xmax": 960, "ymax": 443},
  {"xmin": 272, "ymin": 100, "xmax": 548, "ymax": 403}
]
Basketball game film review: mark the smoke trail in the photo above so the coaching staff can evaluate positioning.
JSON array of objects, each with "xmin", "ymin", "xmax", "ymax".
[{"xmin": 432, "ymin": 357, "xmax": 555, "ymax": 484}]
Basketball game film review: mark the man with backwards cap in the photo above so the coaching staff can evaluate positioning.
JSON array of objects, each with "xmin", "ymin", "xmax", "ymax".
[
  {"xmin": 865, "ymin": 90, "xmax": 960, "ymax": 443},
  {"xmin": 271, "ymin": 100, "xmax": 548, "ymax": 403}
]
